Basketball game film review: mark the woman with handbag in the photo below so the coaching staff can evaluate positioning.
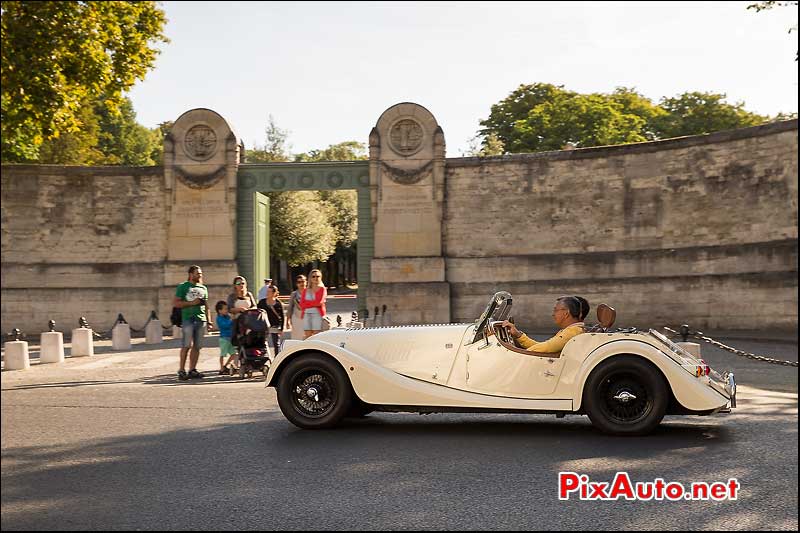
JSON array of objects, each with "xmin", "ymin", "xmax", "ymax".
[
  {"xmin": 258, "ymin": 285, "xmax": 284, "ymax": 355},
  {"xmin": 286, "ymin": 274, "xmax": 307, "ymax": 340}
]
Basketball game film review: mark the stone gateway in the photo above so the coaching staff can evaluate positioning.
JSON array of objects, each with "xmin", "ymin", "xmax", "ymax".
[{"xmin": 1, "ymin": 104, "xmax": 797, "ymax": 337}]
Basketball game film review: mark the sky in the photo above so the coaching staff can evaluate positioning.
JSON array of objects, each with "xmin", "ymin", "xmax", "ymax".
[{"xmin": 128, "ymin": 1, "xmax": 799, "ymax": 157}]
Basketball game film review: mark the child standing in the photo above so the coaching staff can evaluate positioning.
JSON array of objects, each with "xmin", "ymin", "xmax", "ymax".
[{"xmin": 215, "ymin": 301, "xmax": 237, "ymax": 375}]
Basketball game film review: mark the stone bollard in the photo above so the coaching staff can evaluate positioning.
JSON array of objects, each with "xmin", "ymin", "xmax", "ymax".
[
  {"xmin": 677, "ymin": 342, "xmax": 701, "ymax": 358},
  {"xmin": 40, "ymin": 331, "xmax": 65, "ymax": 364},
  {"xmin": 145, "ymin": 320, "xmax": 163, "ymax": 344},
  {"xmin": 71, "ymin": 327, "xmax": 94, "ymax": 357},
  {"xmin": 112, "ymin": 322, "xmax": 132, "ymax": 351},
  {"xmin": 4, "ymin": 340, "xmax": 30, "ymax": 370}
]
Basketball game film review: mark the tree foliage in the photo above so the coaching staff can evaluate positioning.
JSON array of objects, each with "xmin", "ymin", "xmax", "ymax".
[
  {"xmin": 477, "ymin": 83, "xmax": 783, "ymax": 154},
  {"xmin": 36, "ymin": 96, "xmax": 162, "ymax": 165},
  {"xmin": 245, "ymin": 118, "xmax": 362, "ymax": 268},
  {"xmin": 294, "ymin": 140, "xmax": 367, "ymax": 162},
  {"xmin": 294, "ymin": 141, "xmax": 365, "ymax": 250},
  {"xmin": 1, "ymin": 1, "xmax": 169, "ymax": 162},
  {"xmin": 268, "ymin": 191, "xmax": 338, "ymax": 267},
  {"xmin": 652, "ymin": 92, "xmax": 768, "ymax": 139},
  {"xmin": 245, "ymin": 116, "xmax": 291, "ymax": 163}
]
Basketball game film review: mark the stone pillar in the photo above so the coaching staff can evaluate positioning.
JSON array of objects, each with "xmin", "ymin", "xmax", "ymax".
[
  {"xmin": 4, "ymin": 341, "xmax": 29, "ymax": 370},
  {"xmin": 161, "ymin": 108, "xmax": 241, "ymax": 319},
  {"xmin": 40, "ymin": 332, "xmax": 65, "ymax": 364},
  {"xmin": 112, "ymin": 322, "xmax": 132, "ymax": 351},
  {"xmin": 71, "ymin": 328, "xmax": 94, "ymax": 357},
  {"xmin": 145, "ymin": 319, "xmax": 163, "ymax": 344},
  {"xmin": 367, "ymin": 103, "xmax": 450, "ymax": 325}
]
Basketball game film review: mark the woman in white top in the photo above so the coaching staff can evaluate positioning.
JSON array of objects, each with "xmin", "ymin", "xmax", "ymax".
[{"xmin": 286, "ymin": 274, "xmax": 307, "ymax": 340}]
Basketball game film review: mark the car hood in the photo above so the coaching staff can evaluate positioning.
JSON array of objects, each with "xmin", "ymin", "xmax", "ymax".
[{"xmin": 311, "ymin": 324, "xmax": 473, "ymax": 379}]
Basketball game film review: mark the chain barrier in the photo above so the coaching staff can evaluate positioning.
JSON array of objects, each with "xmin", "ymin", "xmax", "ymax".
[
  {"xmin": 2, "ymin": 311, "xmax": 179, "ymax": 343},
  {"xmin": 77, "ymin": 313, "xmax": 172, "ymax": 340},
  {"xmin": 663, "ymin": 326, "xmax": 798, "ymax": 367}
]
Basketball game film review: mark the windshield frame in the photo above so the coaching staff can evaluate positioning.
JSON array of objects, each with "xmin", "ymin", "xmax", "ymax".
[{"xmin": 469, "ymin": 291, "xmax": 512, "ymax": 344}]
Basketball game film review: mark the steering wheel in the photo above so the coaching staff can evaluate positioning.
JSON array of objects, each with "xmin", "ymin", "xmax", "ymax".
[{"xmin": 488, "ymin": 320, "xmax": 513, "ymax": 345}]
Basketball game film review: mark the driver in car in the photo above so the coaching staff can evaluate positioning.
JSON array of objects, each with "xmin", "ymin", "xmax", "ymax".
[{"xmin": 499, "ymin": 296, "xmax": 589, "ymax": 354}]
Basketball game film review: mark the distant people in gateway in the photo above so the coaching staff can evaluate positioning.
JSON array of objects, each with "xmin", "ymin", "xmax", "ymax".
[{"xmin": 257, "ymin": 278, "xmax": 273, "ymax": 303}]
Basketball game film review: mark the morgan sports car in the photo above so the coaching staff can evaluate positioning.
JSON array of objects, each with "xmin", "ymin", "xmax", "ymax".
[{"xmin": 265, "ymin": 292, "xmax": 737, "ymax": 435}]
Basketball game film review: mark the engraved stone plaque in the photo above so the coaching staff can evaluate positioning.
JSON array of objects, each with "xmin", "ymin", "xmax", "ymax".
[
  {"xmin": 389, "ymin": 118, "xmax": 424, "ymax": 156},
  {"xmin": 184, "ymin": 125, "xmax": 217, "ymax": 161}
]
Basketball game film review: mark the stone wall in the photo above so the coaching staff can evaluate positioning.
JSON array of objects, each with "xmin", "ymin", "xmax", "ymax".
[
  {"xmin": 2, "ymin": 116, "xmax": 797, "ymax": 338},
  {"xmin": 0, "ymin": 165, "xmax": 234, "ymax": 337},
  {"xmin": 444, "ymin": 120, "xmax": 798, "ymax": 332}
]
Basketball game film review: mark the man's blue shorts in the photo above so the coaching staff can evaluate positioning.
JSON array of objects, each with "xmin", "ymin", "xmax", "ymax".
[{"xmin": 181, "ymin": 316, "xmax": 206, "ymax": 348}]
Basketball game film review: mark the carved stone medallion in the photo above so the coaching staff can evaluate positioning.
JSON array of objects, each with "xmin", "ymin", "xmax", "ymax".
[
  {"xmin": 389, "ymin": 118, "xmax": 424, "ymax": 156},
  {"xmin": 184, "ymin": 125, "xmax": 218, "ymax": 161}
]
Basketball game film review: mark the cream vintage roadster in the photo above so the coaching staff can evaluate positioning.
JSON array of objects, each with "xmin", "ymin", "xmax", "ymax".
[{"xmin": 266, "ymin": 292, "xmax": 736, "ymax": 435}]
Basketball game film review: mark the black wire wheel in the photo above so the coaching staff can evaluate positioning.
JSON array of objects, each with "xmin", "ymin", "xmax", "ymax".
[
  {"xmin": 277, "ymin": 353, "xmax": 352, "ymax": 429},
  {"xmin": 584, "ymin": 356, "xmax": 668, "ymax": 436}
]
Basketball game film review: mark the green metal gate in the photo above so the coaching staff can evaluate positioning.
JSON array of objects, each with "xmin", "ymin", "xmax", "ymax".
[{"xmin": 236, "ymin": 161, "xmax": 372, "ymax": 310}]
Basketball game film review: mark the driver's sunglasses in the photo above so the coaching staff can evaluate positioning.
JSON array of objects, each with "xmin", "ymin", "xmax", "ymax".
[{"xmin": 234, "ymin": 281, "xmax": 245, "ymax": 286}]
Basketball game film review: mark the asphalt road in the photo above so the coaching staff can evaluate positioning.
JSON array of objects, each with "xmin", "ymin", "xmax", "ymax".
[{"xmin": 1, "ymin": 332, "xmax": 797, "ymax": 531}]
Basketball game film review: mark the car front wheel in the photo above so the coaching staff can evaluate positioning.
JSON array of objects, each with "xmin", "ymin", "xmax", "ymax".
[
  {"xmin": 277, "ymin": 353, "xmax": 352, "ymax": 429},
  {"xmin": 583, "ymin": 356, "xmax": 668, "ymax": 436}
]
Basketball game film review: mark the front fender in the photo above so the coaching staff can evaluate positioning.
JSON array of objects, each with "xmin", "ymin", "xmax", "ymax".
[{"xmin": 571, "ymin": 340, "xmax": 729, "ymax": 412}]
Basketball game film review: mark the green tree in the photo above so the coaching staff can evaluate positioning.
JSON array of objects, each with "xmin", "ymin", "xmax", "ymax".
[
  {"xmin": 268, "ymin": 191, "xmax": 337, "ymax": 267},
  {"xmin": 246, "ymin": 115, "xmax": 291, "ymax": 162},
  {"xmin": 294, "ymin": 141, "xmax": 365, "ymax": 249},
  {"xmin": 477, "ymin": 84, "xmax": 781, "ymax": 153},
  {"xmin": 36, "ymin": 96, "xmax": 162, "ymax": 165},
  {"xmin": 36, "ymin": 101, "xmax": 104, "ymax": 165},
  {"xmin": 478, "ymin": 83, "xmax": 565, "ymax": 153},
  {"xmin": 652, "ymin": 92, "xmax": 769, "ymax": 138},
  {"xmin": 1, "ymin": 1, "xmax": 169, "ymax": 162},
  {"xmin": 483, "ymin": 85, "xmax": 663, "ymax": 152},
  {"xmin": 95, "ymin": 97, "xmax": 162, "ymax": 165},
  {"xmin": 464, "ymin": 132, "xmax": 504, "ymax": 157},
  {"xmin": 294, "ymin": 140, "xmax": 367, "ymax": 162}
]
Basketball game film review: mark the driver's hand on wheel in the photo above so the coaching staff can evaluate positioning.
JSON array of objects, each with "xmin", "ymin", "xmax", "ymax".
[{"xmin": 500, "ymin": 320, "xmax": 521, "ymax": 339}]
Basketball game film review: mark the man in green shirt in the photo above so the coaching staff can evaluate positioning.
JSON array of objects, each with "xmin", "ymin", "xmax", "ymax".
[{"xmin": 174, "ymin": 265, "xmax": 211, "ymax": 381}]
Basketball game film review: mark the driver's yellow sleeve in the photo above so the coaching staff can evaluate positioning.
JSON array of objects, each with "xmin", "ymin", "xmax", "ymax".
[{"xmin": 517, "ymin": 325, "xmax": 584, "ymax": 353}]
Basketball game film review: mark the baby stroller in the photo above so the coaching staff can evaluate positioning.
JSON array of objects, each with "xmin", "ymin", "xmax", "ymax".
[{"xmin": 231, "ymin": 308, "xmax": 272, "ymax": 379}]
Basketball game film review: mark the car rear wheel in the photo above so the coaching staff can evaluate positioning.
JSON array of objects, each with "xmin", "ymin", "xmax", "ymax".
[
  {"xmin": 277, "ymin": 353, "xmax": 352, "ymax": 429},
  {"xmin": 584, "ymin": 356, "xmax": 668, "ymax": 436}
]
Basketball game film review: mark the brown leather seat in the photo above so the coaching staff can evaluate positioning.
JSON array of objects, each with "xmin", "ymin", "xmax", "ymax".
[{"xmin": 585, "ymin": 303, "xmax": 616, "ymax": 332}]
